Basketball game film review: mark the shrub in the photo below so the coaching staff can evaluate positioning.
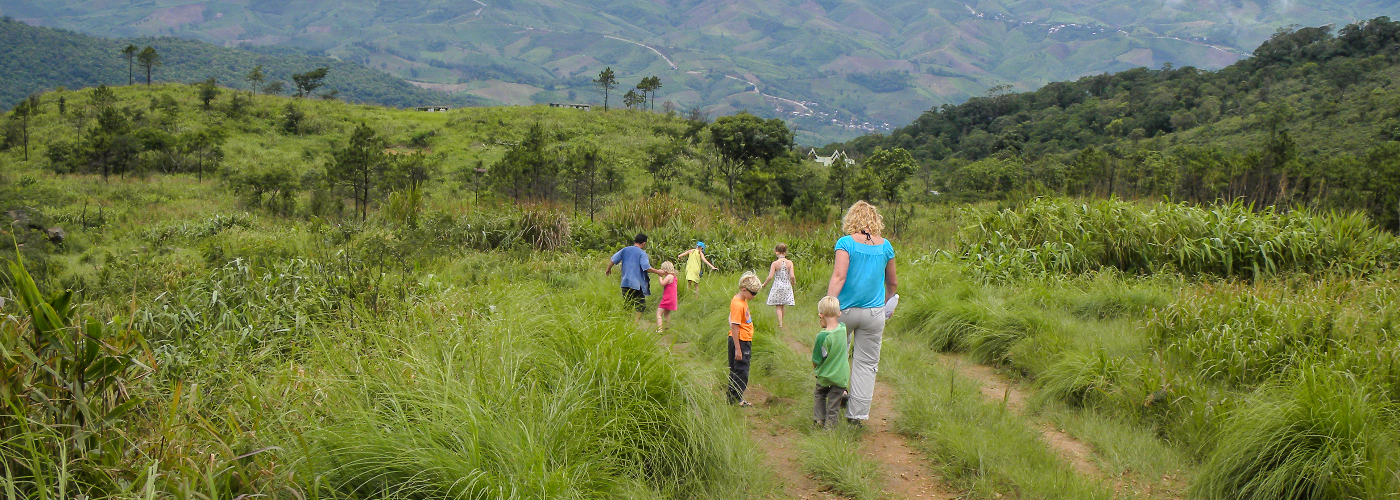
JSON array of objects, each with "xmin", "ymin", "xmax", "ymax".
[
  {"xmin": 0, "ymin": 258, "xmax": 151, "ymax": 496},
  {"xmin": 1192, "ymin": 368, "xmax": 1400, "ymax": 499}
]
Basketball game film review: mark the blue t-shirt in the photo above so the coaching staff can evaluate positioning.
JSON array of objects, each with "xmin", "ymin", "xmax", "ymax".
[
  {"xmin": 834, "ymin": 235, "xmax": 894, "ymax": 310},
  {"xmin": 611, "ymin": 246, "xmax": 652, "ymax": 295}
]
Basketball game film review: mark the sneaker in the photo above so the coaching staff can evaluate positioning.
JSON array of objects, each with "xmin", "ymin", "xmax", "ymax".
[
  {"xmin": 846, "ymin": 417, "xmax": 864, "ymax": 427},
  {"xmin": 738, "ymin": 400, "xmax": 753, "ymax": 407}
]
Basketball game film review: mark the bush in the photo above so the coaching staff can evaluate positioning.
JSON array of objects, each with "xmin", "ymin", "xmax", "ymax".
[{"xmin": 1192, "ymin": 368, "xmax": 1400, "ymax": 500}]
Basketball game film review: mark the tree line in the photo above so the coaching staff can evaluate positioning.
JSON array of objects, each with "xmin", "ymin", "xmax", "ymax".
[
  {"xmin": 592, "ymin": 67, "xmax": 663, "ymax": 111},
  {"xmin": 834, "ymin": 16, "xmax": 1400, "ymax": 229},
  {"xmin": 486, "ymin": 109, "xmax": 916, "ymax": 224},
  {"xmin": 0, "ymin": 18, "xmax": 484, "ymax": 110}
]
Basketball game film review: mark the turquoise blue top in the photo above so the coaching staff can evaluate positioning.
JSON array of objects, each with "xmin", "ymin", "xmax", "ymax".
[{"xmin": 834, "ymin": 235, "xmax": 894, "ymax": 310}]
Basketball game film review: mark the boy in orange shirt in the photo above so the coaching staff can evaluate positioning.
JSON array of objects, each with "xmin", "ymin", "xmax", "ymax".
[{"xmin": 728, "ymin": 271, "xmax": 763, "ymax": 406}]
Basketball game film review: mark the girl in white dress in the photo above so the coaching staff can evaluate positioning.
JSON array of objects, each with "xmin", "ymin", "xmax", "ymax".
[{"xmin": 763, "ymin": 243, "xmax": 797, "ymax": 328}]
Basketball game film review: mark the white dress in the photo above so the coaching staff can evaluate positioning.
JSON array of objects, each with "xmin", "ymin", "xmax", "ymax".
[{"xmin": 766, "ymin": 262, "xmax": 795, "ymax": 306}]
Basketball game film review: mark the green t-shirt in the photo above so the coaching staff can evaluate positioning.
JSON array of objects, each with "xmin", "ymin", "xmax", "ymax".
[{"xmin": 811, "ymin": 323, "xmax": 850, "ymax": 388}]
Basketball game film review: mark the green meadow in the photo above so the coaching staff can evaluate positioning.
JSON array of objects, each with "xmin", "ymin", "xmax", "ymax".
[{"xmin": 3, "ymin": 81, "xmax": 1400, "ymax": 499}]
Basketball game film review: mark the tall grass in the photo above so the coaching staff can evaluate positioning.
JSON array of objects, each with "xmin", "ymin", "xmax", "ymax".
[
  {"xmin": 958, "ymin": 198, "xmax": 1397, "ymax": 279},
  {"xmin": 1191, "ymin": 368, "xmax": 1399, "ymax": 499},
  {"xmin": 894, "ymin": 257, "xmax": 1400, "ymax": 499},
  {"xmin": 883, "ymin": 341, "xmax": 1115, "ymax": 499},
  {"xmin": 798, "ymin": 429, "xmax": 885, "ymax": 500},
  {"xmin": 286, "ymin": 278, "xmax": 763, "ymax": 499}
]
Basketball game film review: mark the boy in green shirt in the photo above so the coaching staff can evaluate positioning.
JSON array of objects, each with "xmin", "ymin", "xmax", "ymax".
[{"xmin": 812, "ymin": 296, "xmax": 850, "ymax": 428}]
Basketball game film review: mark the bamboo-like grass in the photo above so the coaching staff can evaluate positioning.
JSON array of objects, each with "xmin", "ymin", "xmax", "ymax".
[{"xmin": 957, "ymin": 198, "xmax": 1397, "ymax": 279}]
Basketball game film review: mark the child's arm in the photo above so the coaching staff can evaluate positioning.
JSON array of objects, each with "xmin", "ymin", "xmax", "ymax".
[
  {"xmin": 677, "ymin": 248, "xmax": 692, "ymax": 258},
  {"xmin": 762, "ymin": 260, "xmax": 777, "ymax": 289},
  {"xmin": 811, "ymin": 331, "xmax": 827, "ymax": 368},
  {"xmin": 730, "ymin": 323, "xmax": 743, "ymax": 360},
  {"xmin": 701, "ymin": 251, "xmax": 717, "ymax": 270},
  {"xmin": 788, "ymin": 260, "xmax": 796, "ymax": 284}
]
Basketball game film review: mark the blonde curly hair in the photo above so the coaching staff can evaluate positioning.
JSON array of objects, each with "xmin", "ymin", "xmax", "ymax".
[{"xmin": 841, "ymin": 200, "xmax": 884, "ymax": 237}]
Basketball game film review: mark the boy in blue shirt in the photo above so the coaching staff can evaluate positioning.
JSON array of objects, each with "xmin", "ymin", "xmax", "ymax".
[{"xmin": 812, "ymin": 296, "xmax": 850, "ymax": 428}]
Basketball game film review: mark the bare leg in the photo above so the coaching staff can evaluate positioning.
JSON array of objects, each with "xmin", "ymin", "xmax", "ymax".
[
  {"xmin": 775, "ymin": 304, "xmax": 785, "ymax": 328},
  {"xmin": 656, "ymin": 307, "xmax": 665, "ymax": 331},
  {"xmin": 690, "ymin": 280, "xmax": 699, "ymax": 297}
]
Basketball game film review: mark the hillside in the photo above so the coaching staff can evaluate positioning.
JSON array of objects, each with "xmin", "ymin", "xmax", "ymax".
[
  {"xmin": 830, "ymin": 18, "xmax": 1400, "ymax": 229},
  {"xmin": 0, "ymin": 18, "xmax": 485, "ymax": 110},
  {"xmin": 3, "ymin": 80, "xmax": 1400, "ymax": 500},
  {"xmin": 4, "ymin": 0, "xmax": 1395, "ymax": 144}
]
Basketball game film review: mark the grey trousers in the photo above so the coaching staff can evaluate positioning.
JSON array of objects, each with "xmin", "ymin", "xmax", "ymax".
[
  {"xmin": 813, "ymin": 384, "xmax": 846, "ymax": 427},
  {"xmin": 841, "ymin": 307, "xmax": 885, "ymax": 420}
]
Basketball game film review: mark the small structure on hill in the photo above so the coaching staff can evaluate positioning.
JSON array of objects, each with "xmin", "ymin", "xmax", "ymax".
[
  {"xmin": 809, "ymin": 148, "xmax": 855, "ymax": 167},
  {"xmin": 416, "ymin": 105, "xmax": 451, "ymax": 112},
  {"xmin": 549, "ymin": 103, "xmax": 591, "ymax": 111}
]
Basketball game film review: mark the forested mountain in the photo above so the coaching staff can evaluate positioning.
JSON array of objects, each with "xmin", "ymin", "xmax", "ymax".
[
  {"xmin": 2, "ymin": 0, "xmax": 1394, "ymax": 144},
  {"xmin": 0, "ymin": 19, "xmax": 485, "ymax": 110},
  {"xmin": 832, "ymin": 18, "xmax": 1400, "ymax": 229}
]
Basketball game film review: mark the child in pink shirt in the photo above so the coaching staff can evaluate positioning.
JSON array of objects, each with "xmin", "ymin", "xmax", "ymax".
[{"xmin": 656, "ymin": 261, "xmax": 679, "ymax": 331}]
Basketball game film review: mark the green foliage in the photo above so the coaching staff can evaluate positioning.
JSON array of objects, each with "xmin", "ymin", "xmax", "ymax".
[
  {"xmin": 956, "ymin": 198, "xmax": 1397, "ymax": 280},
  {"xmin": 595, "ymin": 67, "xmax": 617, "ymax": 110},
  {"xmin": 490, "ymin": 122, "xmax": 559, "ymax": 200},
  {"xmin": 329, "ymin": 123, "xmax": 388, "ymax": 220},
  {"xmin": 798, "ymin": 429, "xmax": 884, "ymax": 499},
  {"xmin": 301, "ymin": 288, "xmax": 756, "ymax": 498},
  {"xmin": 0, "ymin": 20, "xmax": 485, "ymax": 110},
  {"xmin": 291, "ymin": 66, "xmax": 329, "ymax": 98},
  {"xmin": 838, "ymin": 17, "xmax": 1400, "ymax": 218},
  {"xmin": 135, "ymin": 46, "xmax": 158, "ymax": 86},
  {"xmin": 1192, "ymin": 368, "xmax": 1399, "ymax": 500},
  {"xmin": 196, "ymin": 77, "xmax": 219, "ymax": 110},
  {"xmin": 847, "ymin": 70, "xmax": 912, "ymax": 93},
  {"xmin": 29, "ymin": 0, "xmax": 1396, "ymax": 143},
  {"xmin": 864, "ymin": 147, "xmax": 916, "ymax": 204},
  {"xmin": 0, "ymin": 257, "xmax": 151, "ymax": 497},
  {"xmin": 884, "ymin": 340, "xmax": 1116, "ymax": 499}
]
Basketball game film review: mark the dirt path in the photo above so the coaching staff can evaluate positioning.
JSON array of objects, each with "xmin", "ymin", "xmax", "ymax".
[
  {"xmin": 742, "ymin": 385, "xmax": 841, "ymax": 500},
  {"xmin": 864, "ymin": 381, "xmax": 956, "ymax": 499},
  {"xmin": 778, "ymin": 330, "xmax": 956, "ymax": 499},
  {"xmin": 940, "ymin": 356, "xmax": 1102, "ymax": 478},
  {"xmin": 942, "ymin": 355, "xmax": 1190, "ymax": 498}
]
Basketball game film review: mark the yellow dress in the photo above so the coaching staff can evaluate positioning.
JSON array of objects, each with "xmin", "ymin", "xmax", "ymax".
[{"xmin": 685, "ymin": 250, "xmax": 703, "ymax": 282}]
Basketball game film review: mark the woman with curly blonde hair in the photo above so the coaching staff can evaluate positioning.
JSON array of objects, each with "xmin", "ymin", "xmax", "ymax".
[{"xmin": 825, "ymin": 200, "xmax": 897, "ymax": 425}]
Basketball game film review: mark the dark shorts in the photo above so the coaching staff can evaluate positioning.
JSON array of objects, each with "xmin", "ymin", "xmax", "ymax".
[{"xmin": 622, "ymin": 287, "xmax": 646, "ymax": 312}]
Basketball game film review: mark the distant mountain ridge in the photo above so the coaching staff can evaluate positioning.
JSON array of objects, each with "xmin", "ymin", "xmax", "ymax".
[
  {"xmin": 0, "ymin": 18, "xmax": 485, "ymax": 110},
  {"xmin": 2, "ymin": 0, "xmax": 1396, "ymax": 143}
]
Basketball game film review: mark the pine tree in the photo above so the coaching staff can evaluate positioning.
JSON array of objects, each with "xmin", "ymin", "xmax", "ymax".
[
  {"xmin": 122, "ymin": 45, "xmax": 137, "ymax": 85},
  {"xmin": 623, "ymin": 89, "xmax": 644, "ymax": 109},
  {"xmin": 594, "ymin": 67, "xmax": 617, "ymax": 110},
  {"xmin": 246, "ymin": 65, "xmax": 265, "ymax": 95},
  {"xmin": 198, "ymin": 77, "xmax": 221, "ymax": 110},
  {"xmin": 329, "ymin": 123, "xmax": 387, "ymax": 221},
  {"xmin": 137, "ymin": 46, "xmax": 160, "ymax": 86}
]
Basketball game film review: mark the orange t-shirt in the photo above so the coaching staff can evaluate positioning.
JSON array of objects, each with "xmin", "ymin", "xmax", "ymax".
[{"xmin": 729, "ymin": 295, "xmax": 754, "ymax": 342}]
